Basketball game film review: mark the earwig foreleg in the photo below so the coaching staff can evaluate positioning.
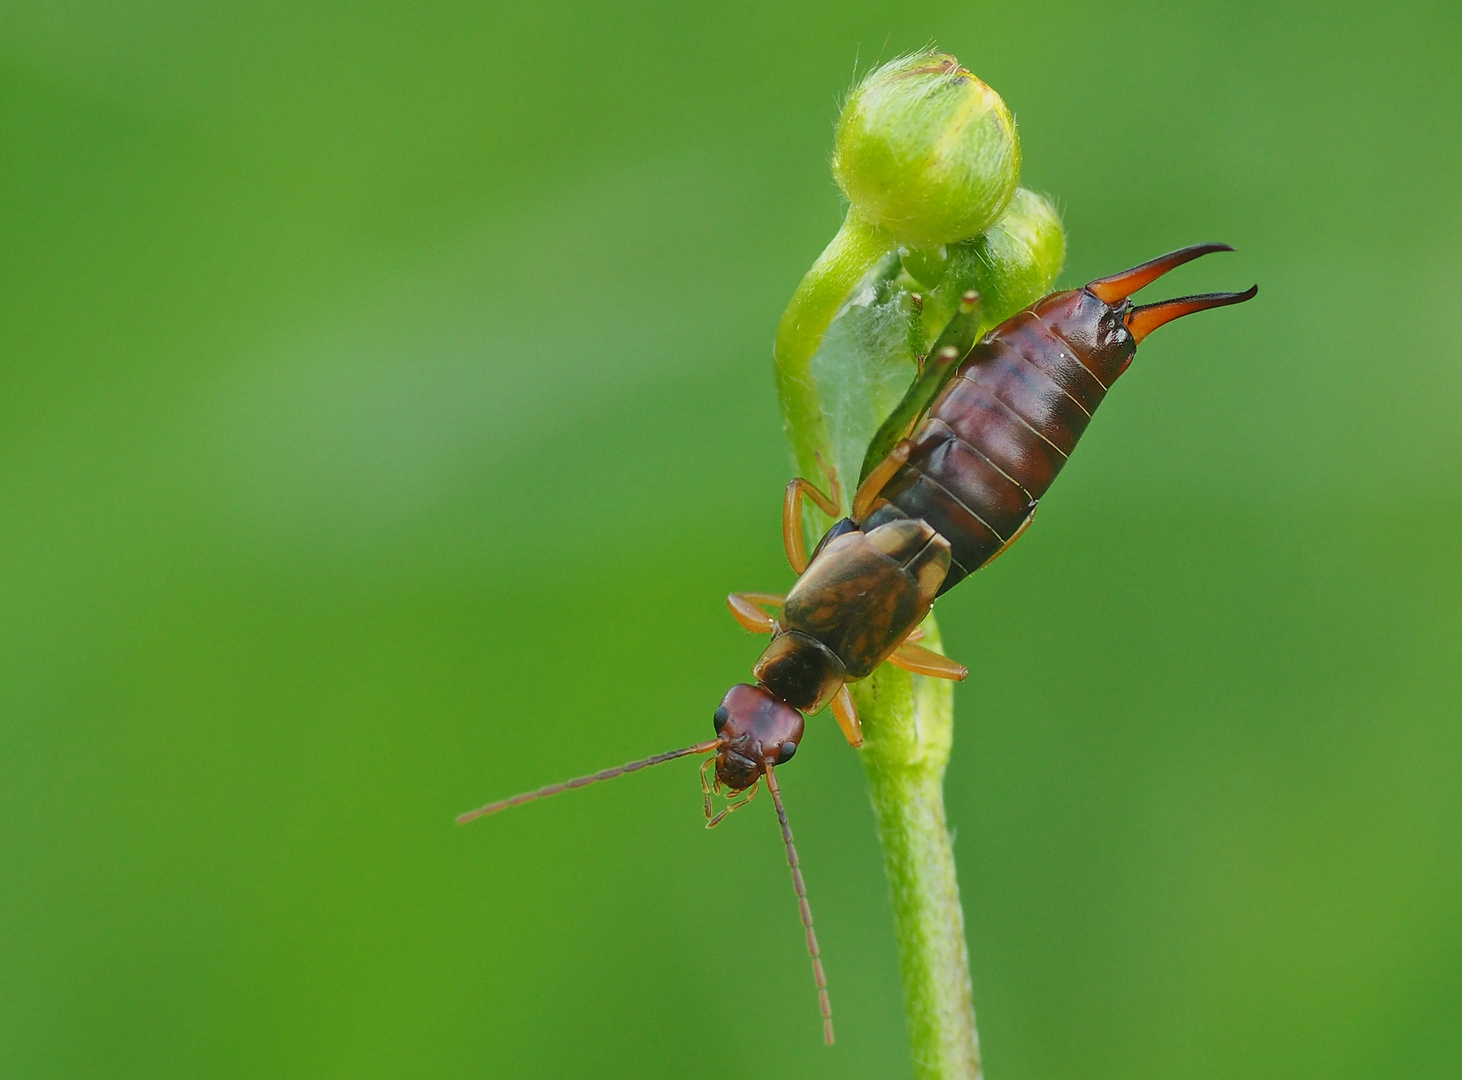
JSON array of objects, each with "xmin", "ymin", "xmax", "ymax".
[
  {"xmin": 888, "ymin": 641, "xmax": 968, "ymax": 681},
  {"xmin": 830, "ymin": 685, "xmax": 863, "ymax": 748},
  {"xmin": 783, "ymin": 477, "xmax": 841, "ymax": 574},
  {"xmin": 727, "ymin": 592, "xmax": 786, "ymax": 634}
]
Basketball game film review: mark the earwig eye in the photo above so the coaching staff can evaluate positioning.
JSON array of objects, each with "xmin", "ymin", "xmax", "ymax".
[
  {"xmin": 778, "ymin": 741, "xmax": 797, "ymax": 763},
  {"xmin": 713, "ymin": 706, "xmax": 729, "ymax": 733}
]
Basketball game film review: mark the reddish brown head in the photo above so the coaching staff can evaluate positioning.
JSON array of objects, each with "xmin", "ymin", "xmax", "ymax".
[{"xmin": 712, "ymin": 683, "xmax": 805, "ymax": 791}]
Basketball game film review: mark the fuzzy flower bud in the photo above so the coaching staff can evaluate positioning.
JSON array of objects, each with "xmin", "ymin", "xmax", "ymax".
[
  {"xmin": 966, "ymin": 187, "xmax": 1065, "ymax": 328},
  {"xmin": 833, "ymin": 52, "xmax": 1020, "ymax": 249}
]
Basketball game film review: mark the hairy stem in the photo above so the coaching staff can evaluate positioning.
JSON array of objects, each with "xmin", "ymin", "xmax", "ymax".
[
  {"xmin": 774, "ymin": 207, "xmax": 898, "ymax": 502},
  {"xmin": 853, "ymin": 624, "xmax": 980, "ymax": 1080}
]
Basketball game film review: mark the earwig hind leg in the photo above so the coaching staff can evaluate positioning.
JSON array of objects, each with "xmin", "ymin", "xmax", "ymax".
[
  {"xmin": 706, "ymin": 778, "xmax": 760, "ymax": 828},
  {"xmin": 830, "ymin": 685, "xmax": 863, "ymax": 748},
  {"xmin": 888, "ymin": 641, "xmax": 968, "ymax": 681},
  {"xmin": 980, "ymin": 506, "xmax": 1037, "ymax": 568},
  {"xmin": 813, "ymin": 451, "xmax": 843, "ymax": 513},
  {"xmin": 851, "ymin": 440, "xmax": 912, "ymax": 522},
  {"xmin": 727, "ymin": 591, "xmax": 785, "ymax": 634},
  {"xmin": 783, "ymin": 477, "xmax": 841, "ymax": 575}
]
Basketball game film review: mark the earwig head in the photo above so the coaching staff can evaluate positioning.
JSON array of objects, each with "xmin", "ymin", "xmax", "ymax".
[
  {"xmin": 712, "ymin": 683, "xmax": 805, "ymax": 792},
  {"xmin": 706, "ymin": 686, "xmax": 833, "ymax": 1045}
]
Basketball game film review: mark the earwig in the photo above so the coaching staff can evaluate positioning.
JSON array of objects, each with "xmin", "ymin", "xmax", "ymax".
[{"xmin": 458, "ymin": 243, "xmax": 1254, "ymax": 1045}]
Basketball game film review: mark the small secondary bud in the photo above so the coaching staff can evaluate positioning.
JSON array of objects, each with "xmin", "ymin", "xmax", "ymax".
[
  {"xmin": 967, "ymin": 188, "xmax": 1065, "ymax": 329},
  {"xmin": 833, "ymin": 52, "xmax": 1020, "ymax": 249}
]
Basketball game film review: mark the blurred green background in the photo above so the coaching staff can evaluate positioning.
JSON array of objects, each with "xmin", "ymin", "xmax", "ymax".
[{"xmin": 1, "ymin": 2, "xmax": 1458, "ymax": 1077}]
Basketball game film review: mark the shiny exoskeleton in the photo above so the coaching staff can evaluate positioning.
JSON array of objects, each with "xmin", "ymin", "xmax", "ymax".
[{"xmin": 458, "ymin": 243, "xmax": 1254, "ymax": 1046}]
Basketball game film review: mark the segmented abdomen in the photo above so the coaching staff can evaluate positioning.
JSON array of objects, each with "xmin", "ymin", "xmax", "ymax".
[{"xmin": 875, "ymin": 299, "xmax": 1118, "ymax": 593}]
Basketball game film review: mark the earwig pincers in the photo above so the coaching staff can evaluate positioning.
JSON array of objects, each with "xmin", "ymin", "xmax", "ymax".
[{"xmin": 458, "ymin": 243, "xmax": 1255, "ymax": 1046}]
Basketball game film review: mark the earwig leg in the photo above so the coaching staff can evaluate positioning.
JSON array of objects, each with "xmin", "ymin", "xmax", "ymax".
[
  {"xmin": 813, "ymin": 451, "xmax": 843, "ymax": 513},
  {"xmin": 980, "ymin": 507, "xmax": 1037, "ymax": 568},
  {"xmin": 903, "ymin": 625, "xmax": 927, "ymax": 644},
  {"xmin": 858, "ymin": 290, "xmax": 979, "ymax": 488},
  {"xmin": 727, "ymin": 592, "xmax": 786, "ymax": 634},
  {"xmin": 706, "ymin": 778, "xmax": 760, "ymax": 828},
  {"xmin": 888, "ymin": 641, "xmax": 968, "ymax": 681},
  {"xmin": 783, "ymin": 477, "xmax": 840, "ymax": 575},
  {"xmin": 701, "ymin": 757, "xmax": 717, "ymax": 821},
  {"xmin": 851, "ymin": 441, "xmax": 912, "ymax": 522},
  {"xmin": 830, "ymin": 685, "xmax": 863, "ymax": 748}
]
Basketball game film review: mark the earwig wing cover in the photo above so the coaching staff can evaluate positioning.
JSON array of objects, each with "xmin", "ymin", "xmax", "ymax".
[{"xmin": 784, "ymin": 524, "xmax": 945, "ymax": 678}]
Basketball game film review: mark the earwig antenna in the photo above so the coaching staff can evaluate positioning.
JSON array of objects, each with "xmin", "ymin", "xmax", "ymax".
[
  {"xmin": 763, "ymin": 762, "xmax": 835, "ymax": 1045},
  {"xmin": 456, "ymin": 739, "xmax": 720, "ymax": 824}
]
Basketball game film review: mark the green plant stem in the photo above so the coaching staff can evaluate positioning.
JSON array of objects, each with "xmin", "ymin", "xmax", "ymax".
[
  {"xmin": 853, "ymin": 621, "xmax": 980, "ymax": 1080},
  {"xmin": 774, "ymin": 207, "xmax": 896, "ymax": 499}
]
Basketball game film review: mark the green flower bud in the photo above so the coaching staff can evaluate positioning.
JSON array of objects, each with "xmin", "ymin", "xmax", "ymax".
[
  {"xmin": 965, "ymin": 187, "xmax": 1065, "ymax": 328},
  {"xmin": 861, "ymin": 189, "xmax": 1066, "ymax": 477},
  {"xmin": 912, "ymin": 188, "xmax": 1065, "ymax": 350},
  {"xmin": 833, "ymin": 52, "xmax": 1020, "ymax": 249}
]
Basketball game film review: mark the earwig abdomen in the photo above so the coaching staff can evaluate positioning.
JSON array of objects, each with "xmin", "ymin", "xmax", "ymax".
[{"xmin": 875, "ymin": 288, "xmax": 1137, "ymax": 592}]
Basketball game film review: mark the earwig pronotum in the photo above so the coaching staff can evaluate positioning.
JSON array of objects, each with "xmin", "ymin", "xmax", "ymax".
[{"xmin": 458, "ymin": 243, "xmax": 1254, "ymax": 1045}]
